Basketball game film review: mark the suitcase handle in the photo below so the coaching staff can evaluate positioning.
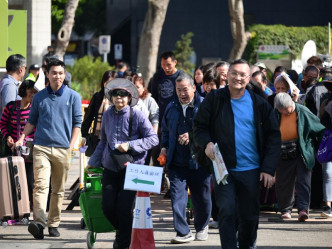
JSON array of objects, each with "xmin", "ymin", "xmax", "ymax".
[
  {"xmin": 15, "ymin": 176, "xmax": 22, "ymax": 200},
  {"xmin": 8, "ymin": 157, "xmax": 19, "ymax": 219}
]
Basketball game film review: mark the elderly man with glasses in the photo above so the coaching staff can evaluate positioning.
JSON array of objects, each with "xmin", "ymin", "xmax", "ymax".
[{"xmin": 194, "ymin": 59, "xmax": 281, "ymax": 249}]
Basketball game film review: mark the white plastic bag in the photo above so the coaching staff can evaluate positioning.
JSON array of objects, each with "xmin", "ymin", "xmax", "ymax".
[{"xmin": 212, "ymin": 143, "xmax": 228, "ymax": 185}]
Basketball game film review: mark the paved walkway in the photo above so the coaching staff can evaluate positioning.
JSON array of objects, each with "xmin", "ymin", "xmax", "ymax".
[{"xmin": 1, "ymin": 155, "xmax": 332, "ymax": 248}]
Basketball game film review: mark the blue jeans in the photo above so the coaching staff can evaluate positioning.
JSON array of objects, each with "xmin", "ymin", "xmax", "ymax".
[
  {"xmin": 214, "ymin": 168, "xmax": 260, "ymax": 249},
  {"xmin": 322, "ymin": 162, "xmax": 332, "ymax": 202},
  {"xmin": 168, "ymin": 166, "xmax": 211, "ymax": 236}
]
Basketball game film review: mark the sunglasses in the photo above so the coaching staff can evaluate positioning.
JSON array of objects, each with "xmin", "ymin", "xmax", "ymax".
[{"xmin": 110, "ymin": 89, "xmax": 130, "ymax": 97}]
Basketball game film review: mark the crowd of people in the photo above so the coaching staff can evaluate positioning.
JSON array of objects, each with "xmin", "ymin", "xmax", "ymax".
[{"xmin": 0, "ymin": 51, "xmax": 332, "ymax": 249}]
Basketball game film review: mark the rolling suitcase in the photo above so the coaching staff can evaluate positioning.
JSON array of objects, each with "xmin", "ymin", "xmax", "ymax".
[{"xmin": 0, "ymin": 156, "xmax": 30, "ymax": 226}]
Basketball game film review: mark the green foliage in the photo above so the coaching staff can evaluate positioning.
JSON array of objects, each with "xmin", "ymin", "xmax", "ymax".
[
  {"xmin": 67, "ymin": 56, "xmax": 115, "ymax": 100},
  {"xmin": 173, "ymin": 32, "xmax": 195, "ymax": 75},
  {"xmin": 74, "ymin": 0, "xmax": 107, "ymax": 36},
  {"xmin": 51, "ymin": 0, "xmax": 106, "ymax": 36},
  {"xmin": 51, "ymin": 0, "xmax": 69, "ymax": 34},
  {"xmin": 243, "ymin": 24, "xmax": 329, "ymax": 64}
]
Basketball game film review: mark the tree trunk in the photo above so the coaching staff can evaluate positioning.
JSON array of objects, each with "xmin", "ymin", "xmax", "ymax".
[
  {"xmin": 55, "ymin": 0, "xmax": 79, "ymax": 58},
  {"xmin": 137, "ymin": 0, "xmax": 170, "ymax": 86},
  {"xmin": 228, "ymin": 0, "xmax": 251, "ymax": 61}
]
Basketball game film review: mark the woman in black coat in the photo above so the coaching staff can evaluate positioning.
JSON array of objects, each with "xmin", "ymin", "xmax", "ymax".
[{"xmin": 81, "ymin": 70, "xmax": 117, "ymax": 156}]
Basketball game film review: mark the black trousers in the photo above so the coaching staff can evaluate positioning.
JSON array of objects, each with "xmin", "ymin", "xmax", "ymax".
[
  {"xmin": 211, "ymin": 184, "xmax": 219, "ymax": 221},
  {"xmin": 25, "ymin": 162, "xmax": 34, "ymax": 209},
  {"xmin": 214, "ymin": 169, "xmax": 260, "ymax": 249},
  {"xmin": 102, "ymin": 168, "xmax": 136, "ymax": 249},
  {"xmin": 276, "ymin": 156, "xmax": 312, "ymax": 214}
]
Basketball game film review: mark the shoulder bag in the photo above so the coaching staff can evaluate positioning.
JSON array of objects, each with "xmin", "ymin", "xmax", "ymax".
[
  {"xmin": 0, "ymin": 102, "xmax": 16, "ymax": 157},
  {"xmin": 85, "ymin": 99, "xmax": 105, "ymax": 157},
  {"xmin": 316, "ymin": 129, "xmax": 332, "ymax": 164}
]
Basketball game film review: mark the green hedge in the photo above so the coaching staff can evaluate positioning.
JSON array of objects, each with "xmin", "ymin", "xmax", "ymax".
[
  {"xmin": 67, "ymin": 56, "xmax": 115, "ymax": 100},
  {"xmin": 243, "ymin": 24, "xmax": 329, "ymax": 64}
]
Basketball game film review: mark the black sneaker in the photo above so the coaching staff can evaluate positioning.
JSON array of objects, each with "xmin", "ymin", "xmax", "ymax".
[
  {"xmin": 321, "ymin": 206, "xmax": 332, "ymax": 218},
  {"xmin": 28, "ymin": 221, "xmax": 44, "ymax": 240},
  {"xmin": 48, "ymin": 227, "xmax": 60, "ymax": 237},
  {"xmin": 163, "ymin": 189, "xmax": 171, "ymax": 199},
  {"xmin": 113, "ymin": 230, "xmax": 120, "ymax": 249}
]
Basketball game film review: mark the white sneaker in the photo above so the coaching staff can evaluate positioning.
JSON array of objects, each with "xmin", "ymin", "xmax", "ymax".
[
  {"xmin": 208, "ymin": 220, "xmax": 218, "ymax": 229},
  {"xmin": 321, "ymin": 206, "xmax": 332, "ymax": 218},
  {"xmin": 170, "ymin": 232, "xmax": 194, "ymax": 244},
  {"xmin": 195, "ymin": 225, "xmax": 208, "ymax": 241}
]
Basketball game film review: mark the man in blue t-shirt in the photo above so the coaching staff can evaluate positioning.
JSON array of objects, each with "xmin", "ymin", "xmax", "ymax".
[
  {"xmin": 194, "ymin": 59, "xmax": 281, "ymax": 249},
  {"xmin": 16, "ymin": 59, "xmax": 82, "ymax": 240}
]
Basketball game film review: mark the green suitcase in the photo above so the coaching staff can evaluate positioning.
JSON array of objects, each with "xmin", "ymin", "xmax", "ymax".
[{"xmin": 79, "ymin": 168, "xmax": 114, "ymax": 249}]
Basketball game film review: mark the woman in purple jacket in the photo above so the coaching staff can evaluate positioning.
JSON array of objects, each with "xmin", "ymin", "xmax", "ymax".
[{"xmin": 86, "ymin": 78, "xmax": 159, "ymax": 249}]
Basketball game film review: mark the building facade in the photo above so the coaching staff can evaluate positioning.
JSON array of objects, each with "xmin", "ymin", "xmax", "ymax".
[{"xmin": 105, "ymin": 0, "xmax": 332, "ymax": 68}]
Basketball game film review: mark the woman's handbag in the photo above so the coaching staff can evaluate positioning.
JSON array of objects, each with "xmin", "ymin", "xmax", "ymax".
[
  {"xmin": 85, "ymin": 134, "xmax": 100, "ymax": 157},
  {"xmin": 316, "ymin": 129, "xmax": 332, "ymax": 164},
  {"xmin": 0, "ymin": 134, "xmax": 13, "ymax": 157},
  {"xmin": 109, "ymin": 149, "xmax": 133, "ymax": 171},
  {"xmin": 0, "ymin": 101, "xmax": 16, "ymax": 157}
]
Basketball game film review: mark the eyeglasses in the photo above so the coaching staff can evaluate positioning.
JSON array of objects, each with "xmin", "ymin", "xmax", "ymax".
[
  {"xmin": 110, "ymin": 89, "xmax": 130, "ymax": 97},
  {"xmin": 229, "ymin": 71, "xmax": 250, "ymax": 79}
]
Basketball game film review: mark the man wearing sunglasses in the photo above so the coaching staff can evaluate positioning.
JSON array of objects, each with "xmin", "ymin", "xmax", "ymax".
[
  {"xmin": 0, "ymin": 54, "xmax": 26, "ymax": 118},
  {"xmin": 194, "ymin": 59, "xmax": 280, "ymax": 249}
]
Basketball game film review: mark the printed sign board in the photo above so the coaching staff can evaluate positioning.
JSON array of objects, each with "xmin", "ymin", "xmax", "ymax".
[
  {"xmin": 258, "ymin": 45, "xmax": 290, "ymax": 60},
  {"xmin": 98, "ymin": 35, "xmax": 111, "ymax": 54},
  {"xmin": 257, "ymin": 45, "xmax": 292, "ymax": 71},
  {"xmin": 114, "ymin": 44, "xmax": 123, "ymax": 60},
  {"xmin": 124, "ymin": 163, "xmax": 163, "ymax": 194}
]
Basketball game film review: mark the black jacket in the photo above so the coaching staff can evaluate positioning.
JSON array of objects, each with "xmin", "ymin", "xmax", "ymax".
[
  {"xmin": 81, "ymin": 90, "xmax": 104, "ymax": 137},
  {"xmin": 193, "ymin": 86, "xmax": 281, "ymax": 175}
]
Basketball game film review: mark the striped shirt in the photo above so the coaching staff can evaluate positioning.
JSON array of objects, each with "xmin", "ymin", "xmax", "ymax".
[{"xmin": 0, "ymin": 101, "xmax": 35, "ymax": 142}]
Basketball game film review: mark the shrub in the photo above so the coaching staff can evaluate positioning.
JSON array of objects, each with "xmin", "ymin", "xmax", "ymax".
[
  {"xmin": 67, "ymin": 56, "xmax": 115, "ymax": 100},
  {"xmin": 243, "ymin": 24, "xmax": 329, "ymax": 64},
  {"xmin": 173, "ymin": 32, "xmax": 196, "ymax": 75}
]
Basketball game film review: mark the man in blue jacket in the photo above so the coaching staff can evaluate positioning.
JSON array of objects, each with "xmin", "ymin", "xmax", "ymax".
[
  {"xmin": 159, "ymin": 72, "xmax": 211, "ymax": 244},
  {"xmin": 194, "ymin": 59, "xmax": 281, "ymax": 249}
]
